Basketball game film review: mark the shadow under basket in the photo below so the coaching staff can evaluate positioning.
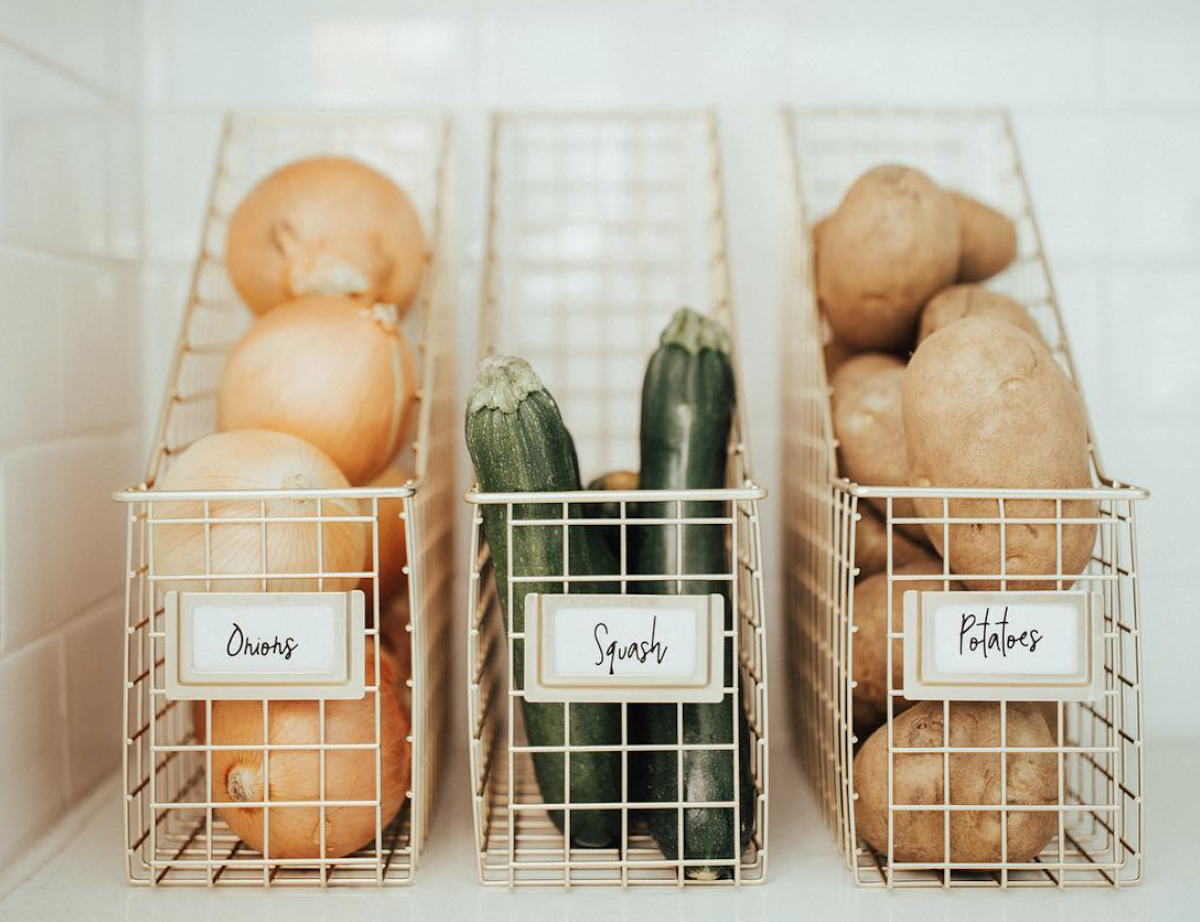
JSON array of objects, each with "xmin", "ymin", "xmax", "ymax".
[
  {"xmin": 115, "ymin": 110, "xmax": 456, "ymax": 887},
  {"xmin": 780, "ymin": 106, "xmax": 1146, "ymax": 889},
  {"xmin": 467, "ymin": 110, "xmax": 769, "ymax": 888}
]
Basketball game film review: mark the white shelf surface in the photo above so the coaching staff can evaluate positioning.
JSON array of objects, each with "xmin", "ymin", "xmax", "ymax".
[{"xmin": 3, "ymin": 738, "xmax": 1197, "ymax": 921}]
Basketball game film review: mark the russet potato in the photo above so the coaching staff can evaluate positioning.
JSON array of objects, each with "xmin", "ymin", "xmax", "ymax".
[
  {"xmin": 853, "ymin": 502, "xmax": 929, "ymax": 579},
  {"xmin": 903, "ymin": 317, "xmax": 1096, "ymax": 589},
  {"xmin": 851, "ymin": 555, "xmax": 957, "ymax": 736},
  {"xmin": 817, "ymin": 166, "xmax": 959, "ymax": 352},
  {"xmin": 918, "ymin": 284, "xmax": 1044, "ymax": 347},
  {"xmin": 952, "ymin": 191, "xmax": 1018, "ymax": 283},
  {"xmin": 831, "ymin": 354, "xmax": 924, "ymax": 540},
  {"xmin": 823, "ymin": 335, "xmax": 855, "ymax": 377},
  {"xmin": 854, "ymin": 700, "xmax": 1058, "ymax": 863}
]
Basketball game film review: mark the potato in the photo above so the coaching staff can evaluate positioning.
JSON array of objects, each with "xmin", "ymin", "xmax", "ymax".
[
  {"xmin": 953, "ymin": 191, "xmax": 1018, "ymax": 283},
  {"xmin": 811, "ymin": 213, "xmax": 831, "ymax": 248},
  {"xmin": 823, "ymin": 335, "xmax": 854, "ymax": 377},
  {"xmin": 918, "ymin": 284, "xmax": 1044, "ymax": 347},
  {"xmin": 817, "ymin": 166, "xmax": 959, "ymax": 352},
  {"xmin": 852, "ymin": 556, "xmax": 958, "ymax": 735},
  {"xmin": 831, "ymin": 354, "xmax": 923, "ymax": 540},
  {"xmin": 854, "ymin": 701, "xmax": 1058, "ymax": 863},
  {"xmin": 831, "ymin": 352, "xmax": 901, "ymax": 401},
  {"xmin": 853, "ymin": 503, "xmax": 928, "ymax": 579},
  {"xmin": 903, "ymin": 317, "xmax": 1096, "ymax": 590}
]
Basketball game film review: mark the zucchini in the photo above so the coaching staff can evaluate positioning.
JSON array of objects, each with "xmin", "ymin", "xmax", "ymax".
[
  {"xmin": 631, "ymin": 308, "xmax": 756, "ymax": 879},
  {"xmin": 465, "ymin": 356, "xmax": 621, "ymax": 848}
]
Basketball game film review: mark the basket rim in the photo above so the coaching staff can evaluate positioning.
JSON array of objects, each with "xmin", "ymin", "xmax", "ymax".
[
  {"xmin": 113, "ymin": 483, "xmax": 416, "ymax": 503},
  {"xmin": 463, "ymin": 482, "xmax": 767, "ymax": 505},
  {"xmin": 839, "ymin": 480, "xmax": 1148, "ymax": 501}
]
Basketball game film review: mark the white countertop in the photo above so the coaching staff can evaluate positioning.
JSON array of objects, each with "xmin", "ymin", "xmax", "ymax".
[{"xmin": 3, "ymin": 739, "xmax": 1198, "ymax": 922}]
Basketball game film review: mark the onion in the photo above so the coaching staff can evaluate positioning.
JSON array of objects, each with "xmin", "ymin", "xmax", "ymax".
[
  {"xmin": 365, "ymin": 465, "xmax": 410, "ymax": 606},
  {"xmin": 225, "ymin": 156, "xmax": 426, "ymax": 316},
  {"xmin": 209, "ymin": 647, "xmax": 411, "ymax": 859},
  {"xmin": 217, "ymin": 296, "xmax": 417, "ymax": 485},
  {"xmin": 153, "ymin": 430, "xmax": 367, "ymax": 592}
]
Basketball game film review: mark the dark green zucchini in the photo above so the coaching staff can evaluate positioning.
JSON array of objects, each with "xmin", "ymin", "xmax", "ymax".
[
  {"xmin": 631, "ymin": 308, "xmax": 756, "ymax": 879},
  {"xmin": 465, "ymin": 356, "xmax": 621, "ymax": 848}
]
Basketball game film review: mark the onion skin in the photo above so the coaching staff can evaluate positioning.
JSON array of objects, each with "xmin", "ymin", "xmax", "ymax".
[
  {"xmin": 225, "ymin": 156, "xmax": 426, "ymax": 316},
  {"xmin": 363, "ymin": 465, "xmax": 410, "ymax": 609},
  {"xmin": 208, "ymin": 647, "xmax": 411, "ymax": 859},
  {"xmin": 217, "ymin": 296, "xmax": 418, "ymax": 485},
  {"xmin": 153, "ymin": 430, "xmax": 367, "ymax": 592}
]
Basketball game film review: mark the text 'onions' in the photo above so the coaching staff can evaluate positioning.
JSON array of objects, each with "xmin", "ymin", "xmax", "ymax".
[
  {"xmin": 225, "ymin": 155, "xmax": 427, "ymax": 315},
  {"xmin": 152, "ymin": 430, "xmax": 367, "ymax": 592},
  {"xmin": 217, "ymin": 295, "xmax": 418, "ymax": 485},
  {"xmin": 209, "ymin": 647, "xmax": 411, "ymax": 859}
]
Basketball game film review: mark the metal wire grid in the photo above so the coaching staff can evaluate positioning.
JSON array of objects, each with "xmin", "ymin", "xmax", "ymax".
[
  {"xmin": 467, "ymin": 111, "xmax": 768, "ymax": 887},
  {"xmin": 115, "ymin": 110, "xmax": 455, "ymax": 886},
  {"xmin": 781, "ymin": 107, "xmax": 1146, "ymax": 888}
]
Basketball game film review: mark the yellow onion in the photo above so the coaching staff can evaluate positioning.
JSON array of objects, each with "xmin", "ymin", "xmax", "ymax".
[
  {"xmin": 225, "ymin": 156, "xmax": 426, "ymax": 315},
  {"xmin": 364, "ymin": 464, "xmax": 411, "ymax": 607},
  {"xmin": 209, "ymin": 647, "xmax": 411, "ymax": 859},
  {"xmin": 217, "ymin": 296, "xmax": 417, "ymax": 485},
  {"xmin": 152, "ymin": 430, "xmax": 367, "ymax": 592}
]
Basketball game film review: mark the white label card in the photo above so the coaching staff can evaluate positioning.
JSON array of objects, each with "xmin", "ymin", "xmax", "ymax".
[
  {"xmin": 190, "ymin": 604, "xmax": 339, "ymax": 674},
  {"xmin": 903, "ymin": 590, "xmax": 1104, "ymax": 701},
  {"xmin": 524, "ymin": 593, "xmax": 724, "ymax": 703},
  {"xmin": 165, "ymin": 591, "xmax": 365, "ymax": 700}
]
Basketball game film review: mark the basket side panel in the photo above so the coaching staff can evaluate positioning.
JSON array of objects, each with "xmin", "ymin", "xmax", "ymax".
[
  {"xmin": 782, "ymin": 107, "xmax": 1146, "ymax": 889},
  {"xmin": 123, "ymin": 112, "xmax": 452, "ymax": 887},
  {"xmin": 472, "ymin": 111, "xmax": 768, "ymax": 887}
]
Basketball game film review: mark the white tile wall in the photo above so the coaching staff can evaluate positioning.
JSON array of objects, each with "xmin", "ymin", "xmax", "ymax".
[
  {"xmin": 0, "ymin": 0, "xmax": 142, "ymax": 870},
  {"xmin": 3, "ymin": 0, "xmax": 1198, "ymax": 869},
  {"xmin": 0, "ymin": 637, "xmax": 68, "ymax": 866}
]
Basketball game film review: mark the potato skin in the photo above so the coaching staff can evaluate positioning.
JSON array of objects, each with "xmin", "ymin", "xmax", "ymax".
[
  {"xmin": 918, "ymin": 284, "xmax": 1044, "ymax": 347},
  {"xmin": 854, "ymin": 701, "xmax": 1058, "ymax": 863},
  {"xmin": 831, "ymin": 352, "xmax": 901, "ymax": 399},
  {"xmin": 854, "ymin": 503, "xmax": 928, "ymax": 580},
  {"xmin": 851, "ymin": 556, "xmax": 957, "ymax": 736},
  {"xmin": 811, "ymin": 214, "xmax": 831, "ymax": 249},
  {"xmin": 903, "ymin": 317, "xmax": 1096, "ymax": 589},
  {"xmin": 817, "ymin": 166, "xmax": 960, "ymax": 352},
  {"xmin": 823, "ymin": 335, "xmax": 855, "ymax": 378},
  {"xmin": 953, "ymin": 191, "xmax": 1018, "ymax": 283},
  {"xmin": 831, "ymin": 354, "xmax": 923, "ymax": 540}
]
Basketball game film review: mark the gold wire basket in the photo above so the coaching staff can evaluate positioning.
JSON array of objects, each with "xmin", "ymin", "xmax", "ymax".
[
  {"xmin": 114, "ymin": 111, "xmax": 456, "ymax": 886},
  {"xmin": 781, "ymin": 107, "xmax": 1146, "ymax": 889},
  {"xmin": 466, "ymin": 111, "xmax": 769, "ymax": 888}
]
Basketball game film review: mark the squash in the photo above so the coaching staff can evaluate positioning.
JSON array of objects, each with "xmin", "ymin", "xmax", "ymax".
[
  {"xmin": 632, "ymin": 308, "xmax": 755, "ymax": 879},
  {"xmin": 465, "ymin": 356, "xmax": 621, "ymax": 848}
]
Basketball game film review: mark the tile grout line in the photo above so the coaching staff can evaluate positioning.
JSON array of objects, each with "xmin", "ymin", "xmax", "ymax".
[
  {"xmin": 0, "ymin": 33, "xmax": 134, "ymax": 108},
  {"xmin": 56, "ymin": 633, "xmax": 72, "ymax": 809},
  {"xmin": 0, "ymin": 241, "xmax": 139, "ymax": 270}
]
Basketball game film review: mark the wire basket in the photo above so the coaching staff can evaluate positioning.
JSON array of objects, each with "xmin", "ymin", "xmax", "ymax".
[
  {"xmin": 114, "ymin": 111, "xmax": 455, "ymax": 886},
  {"xmin": 467, "ymin": 111, "xmax": 769, "ymax": 888},
  {"xmin": 781, "ymin": 107, "xmax": 1146, "ymax": 888}
]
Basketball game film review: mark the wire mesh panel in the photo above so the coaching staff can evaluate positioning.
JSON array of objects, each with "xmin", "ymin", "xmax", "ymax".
[
  {"xmin": 116, "ymin": 111, "xmax": 455, "ymax": 886},
  {"xmin": 468, "ymin": 111, "xmax": 768, "ymax": 887},
  {"xmin": 781, "ymin": 107, "xmax": 1145, "ymax": 889}
]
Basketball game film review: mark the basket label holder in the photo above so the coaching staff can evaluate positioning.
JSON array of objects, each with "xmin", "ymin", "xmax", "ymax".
[
  {"xmin": 164, "ymin": 590, "xmax": 365, "ymax": 700},
  {"xmin": 902, "ymin": 589, "xmax": 1104, "ymax": 701},
  {"xmin": 523, "ymin": 593, "xmax": 724, "ymax": 704}
]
